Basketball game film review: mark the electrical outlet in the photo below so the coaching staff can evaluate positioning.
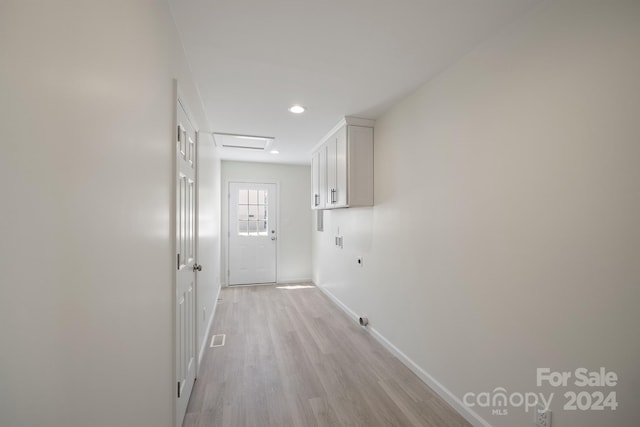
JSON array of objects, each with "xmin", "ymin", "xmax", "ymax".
[{"xmin": 535, "ymin": 409, "xmax": 551, "ymax": 427}]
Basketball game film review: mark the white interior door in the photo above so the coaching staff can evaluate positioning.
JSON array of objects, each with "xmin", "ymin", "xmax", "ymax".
[
  {"xmin": 228, "ymin": 182, "xmax": 277, "ymax": 285},
  {"xmin": 175, "ymin": 98, "xmax": 197, "ymax": 426}
]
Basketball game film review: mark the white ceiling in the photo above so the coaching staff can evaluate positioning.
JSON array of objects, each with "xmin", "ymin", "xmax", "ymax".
[{"xmin": 168, "ymin": 0, "xmax": 540, "ymax": 165}]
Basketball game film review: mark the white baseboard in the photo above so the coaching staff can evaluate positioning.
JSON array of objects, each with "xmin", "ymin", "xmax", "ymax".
[
  {"xmin": 222, "ymin": 278, "xmax": 313, "ymax": 288},
  {"xmin": 276, "ymin": 277, "xmax": 313, "ymax": 284},
  {"xmin": 198, "ymin": 283, "xmax": 221, "ymax": 370},
  {"xmin": 315, "ymin": 283, "xmax": 492, "ymax": 427}
]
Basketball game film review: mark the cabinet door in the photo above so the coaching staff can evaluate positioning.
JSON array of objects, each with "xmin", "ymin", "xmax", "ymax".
[
  {"xmin": 311, "ymin": 147, "xmax": 327, "ymax": 209},
  {"xmin": 334, "ymin": 126, "xmax": 348, "ymax": 207},
  {"xmin": 318, "ymin": 145, "xmax": 327, "ymax": 209},
  {"xmin": 326, "ymin": 135, "xmax": 337, "ymax": 208},
  {"xmin": 311, "ymin": 150, "xmax": 320, "ymax": 209}
]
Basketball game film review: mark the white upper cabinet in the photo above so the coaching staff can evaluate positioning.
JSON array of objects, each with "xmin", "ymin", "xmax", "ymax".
[{"xmin": 311, "ymin": 117, "xmax": 374, "ymax": 210}]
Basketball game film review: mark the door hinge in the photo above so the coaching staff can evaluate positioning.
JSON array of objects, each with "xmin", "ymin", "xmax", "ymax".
[{"xmin": 177, "ymin": 381, "xmax": 181, "ymax": 398}]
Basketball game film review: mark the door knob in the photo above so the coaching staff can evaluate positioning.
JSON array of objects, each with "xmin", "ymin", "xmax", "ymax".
[{"xmin": 193, "ymin": 264, "xmax": 202, "ymax": 272}]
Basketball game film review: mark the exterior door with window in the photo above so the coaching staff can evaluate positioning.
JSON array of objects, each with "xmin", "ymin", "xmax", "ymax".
[{"xmin": 228, "ymin": 182, "xmax": 277, "ymax": 285}]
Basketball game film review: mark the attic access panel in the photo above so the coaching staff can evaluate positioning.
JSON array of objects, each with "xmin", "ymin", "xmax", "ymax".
[{"xmin": 212, "ymin": 132, "xmax": 274, "ymax": 151}]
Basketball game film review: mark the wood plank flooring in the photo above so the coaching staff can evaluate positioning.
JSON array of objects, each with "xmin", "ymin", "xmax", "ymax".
[{"xmin": 183, "ymin": 284, "xmax": 471, "ymax": 427}]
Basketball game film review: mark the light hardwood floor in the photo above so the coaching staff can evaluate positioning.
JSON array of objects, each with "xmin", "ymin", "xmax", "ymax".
[{"xmin": 183, "ymin": 284, "xmax": 471, "ymax": 427}]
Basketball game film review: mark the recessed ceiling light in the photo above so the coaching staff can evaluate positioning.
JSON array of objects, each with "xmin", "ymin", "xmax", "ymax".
[
  {"xmin": 288, "ymin": 105, "xmax": 305, "ymax": 114},
  {"xmin": 270, "ymin": 150, "xmax": 279, "ymax": 154}
]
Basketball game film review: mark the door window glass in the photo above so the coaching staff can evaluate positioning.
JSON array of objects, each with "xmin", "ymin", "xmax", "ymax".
[{"xmin": 237, "ymin": 189, "xmax": 268, "ymax": 236}]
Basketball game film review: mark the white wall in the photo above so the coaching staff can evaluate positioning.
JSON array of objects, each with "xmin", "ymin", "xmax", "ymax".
[
  {"xmin": 196, "ymin": 133, "xmax": 222, "ymax": 363},
  {"xmin": 222, "ymin": 161, "xmax": 312, "ymax": 284},
  {"xmin": 312, "ymin": 1, "xmax": 640, "ymax": 426},
  {"xmin": 0, "ymin": 2, "xmax": 219, "ymax": 426}
]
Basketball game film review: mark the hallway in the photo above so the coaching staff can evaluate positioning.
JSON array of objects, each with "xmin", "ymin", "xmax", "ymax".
[{"xmin": 183, "ymin": 284, "xmax": 470, "ymax": 427}]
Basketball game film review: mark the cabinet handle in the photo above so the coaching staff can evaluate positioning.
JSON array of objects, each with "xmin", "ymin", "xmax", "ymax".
[
  {"xmin": 331, "ymin": 188, "xmax": 337, "ymax": 204},
  {"xmin": 314, "ymin": 194, "xmax": 319, "ymax": 206}
]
